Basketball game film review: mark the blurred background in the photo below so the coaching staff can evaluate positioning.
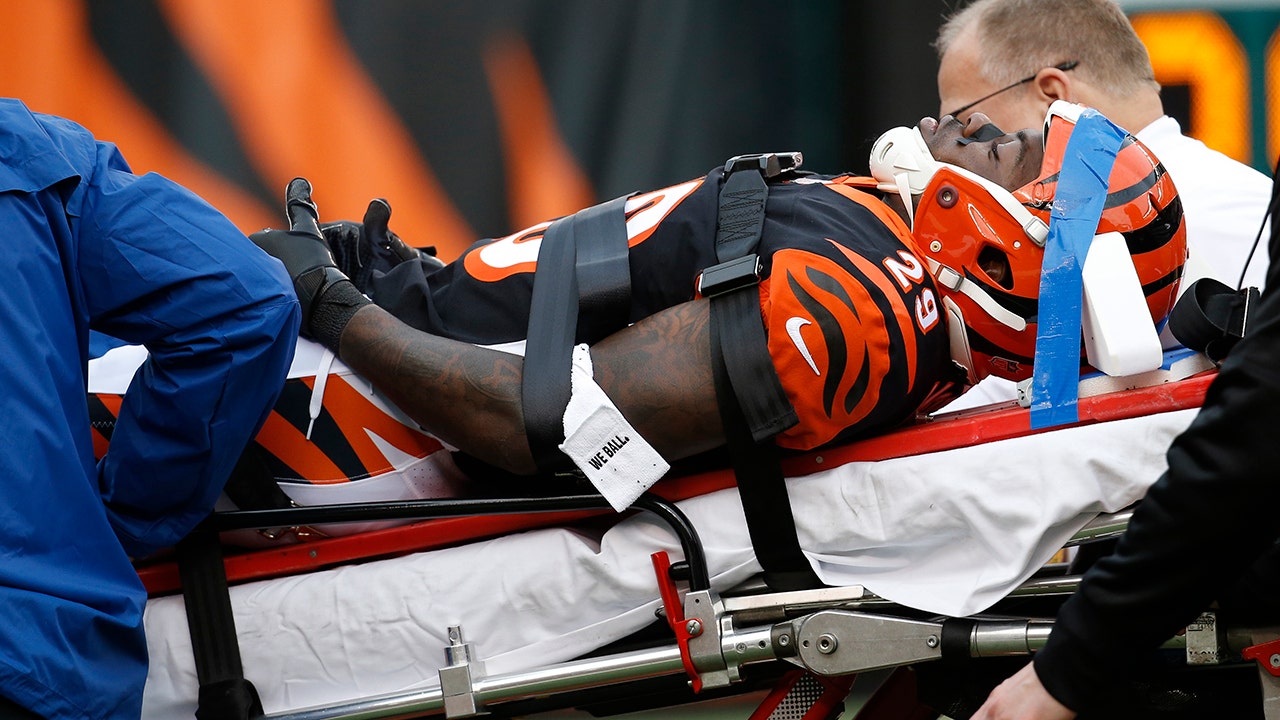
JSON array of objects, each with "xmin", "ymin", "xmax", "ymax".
[{"xmin": 2, "ymin": 0, "xmax": 1277, "ymax": 262}]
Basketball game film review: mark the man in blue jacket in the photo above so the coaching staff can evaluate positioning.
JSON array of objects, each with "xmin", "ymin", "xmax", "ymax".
[{"xmin": 0, "ymin": 98, "xmax": 300, "ymax": 719}]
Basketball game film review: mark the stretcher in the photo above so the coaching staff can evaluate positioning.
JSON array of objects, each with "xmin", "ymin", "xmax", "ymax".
[{"xmin": 90, "ymin": 340, "xmax": 1279, "ymax": 719}]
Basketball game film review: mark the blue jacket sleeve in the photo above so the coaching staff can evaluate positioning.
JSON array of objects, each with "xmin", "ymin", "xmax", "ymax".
[{"xmin": 73, "ymin": 141, "xmax": 300, "ymax": 557}]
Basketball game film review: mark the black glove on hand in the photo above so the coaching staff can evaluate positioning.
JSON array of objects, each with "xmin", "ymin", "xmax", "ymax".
[
  {"xmin": 250, "ymin": 178, "xmax": 371, "ymax": 351},
  {"xmin": 320, "ymin": 198, "xmax": 440, "ymax": 294}
]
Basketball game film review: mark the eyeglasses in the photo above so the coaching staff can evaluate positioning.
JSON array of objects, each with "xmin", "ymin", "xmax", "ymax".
[{"xmin": 944, "ymin": 61, "xmax": 1079, "ymax": 119}]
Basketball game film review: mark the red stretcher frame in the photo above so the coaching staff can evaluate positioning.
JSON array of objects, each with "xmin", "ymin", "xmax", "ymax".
[{"xmin": 134, "ymin": 371, "xmax": 1213, "ymax": 597}]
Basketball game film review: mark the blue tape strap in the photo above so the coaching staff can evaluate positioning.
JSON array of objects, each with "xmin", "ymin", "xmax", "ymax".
[{"xmin": 1029, "ymin": 110, "xmax": 1127, "ymax": 429}]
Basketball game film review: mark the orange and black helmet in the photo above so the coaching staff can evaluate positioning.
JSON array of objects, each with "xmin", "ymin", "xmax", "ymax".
[{"xmin": 912, "ymin": 102, "xmax": 1186, "ymax": 382}]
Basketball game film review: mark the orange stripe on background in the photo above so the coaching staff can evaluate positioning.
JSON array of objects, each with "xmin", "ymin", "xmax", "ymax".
[
  {"xmin": 1270, "ymin": 28, "xmax": 1280, "ymax": 168},
  {"xmin": 158, "ymin": 0, "xmax": 476, "ymax": 260},
  {"xmin": 1132, "ymin": 11, "xmax": 1250, "ymax": 163},
  {"xmin": 315, "ymin": 376, "xmax": 444, "ymax": 474},
  {"xmin": 484, "ymin": 35, "xmax": 597, "ymax": 229},
  {"xmin": 0, "ymin": 0, "xmax": 277, "ymax": 233}
]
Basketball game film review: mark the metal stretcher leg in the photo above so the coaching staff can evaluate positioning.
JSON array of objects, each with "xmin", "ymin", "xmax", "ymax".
[{"xmin": 219, "ymin": 500, "xmax": 1280, "ymax": 719}]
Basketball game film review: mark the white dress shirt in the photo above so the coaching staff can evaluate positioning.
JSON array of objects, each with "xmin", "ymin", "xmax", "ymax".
[{"xmin": 1136, "ymin": 115, "xmax": 1272, "ymax": 291}]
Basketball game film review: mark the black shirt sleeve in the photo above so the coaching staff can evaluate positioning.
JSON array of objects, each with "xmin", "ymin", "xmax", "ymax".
[{"xmin": 1033, "ymin": 192, "xmax": 1280, "ymax": 713}]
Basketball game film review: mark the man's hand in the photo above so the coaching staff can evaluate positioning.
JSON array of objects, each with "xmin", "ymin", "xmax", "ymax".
[
  {"xmin": 972, "ymin": 662, "xmax": 1076, "ymax": 720},
  {"xmin": 250, "ymin": 178, "xmax": 370, "ymax": 350}
]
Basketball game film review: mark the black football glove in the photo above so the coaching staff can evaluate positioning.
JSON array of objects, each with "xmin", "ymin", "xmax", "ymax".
[
  {"xmin": 320, "ymin": 198, "xmax": 419, "ymax": 294},
  {"xmin": 250, "ymin": 178, "xmax": 370, "ymax": 351},
  {"xmin": 320, "ymin": 198, "xmax": 443, "ymax": 294}
]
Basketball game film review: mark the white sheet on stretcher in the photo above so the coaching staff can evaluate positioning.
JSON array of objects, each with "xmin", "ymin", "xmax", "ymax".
[{"xmin": 140, "ymin": 405, "xmax": 1196, "ymax": 718}]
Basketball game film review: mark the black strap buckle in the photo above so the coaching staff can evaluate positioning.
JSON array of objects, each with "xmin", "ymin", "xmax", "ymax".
[
  {"xmin": 723, "ymin": 152, "xmax": 803, "ymax": 179},
  {"xmin": 698, "ymin": 254, "xmax": 761, "ymax": 298}
]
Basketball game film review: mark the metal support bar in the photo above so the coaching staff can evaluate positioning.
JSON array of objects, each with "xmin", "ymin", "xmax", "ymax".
[
  {"xmin": 266, "ymin": 622, "xmax": 776, "ymax": 720},
  {"xmin": 206, "ymin": 495, "xmax": 614, "ymax": 531},
  {"xmin": 264, "ymin": 605, "xmax": 1271, "ymax": 720},
  {"xmin": 774, "ymin": 610, "xmax": 944, "ymax": 675},
  {"xmin": 1067, "ymin": 508, "xmax": 1134, "ymax": 544},
  {"xmin": 722, "ymin": 584, "xmax": 873, "ymax": 624},
  {"xmin": 968, "ymin": 619, "xmax": 1055, "ymax": 657},
  {"xmin": 207, "ymin": 492, "xmax": 709, "ymax": 591}
]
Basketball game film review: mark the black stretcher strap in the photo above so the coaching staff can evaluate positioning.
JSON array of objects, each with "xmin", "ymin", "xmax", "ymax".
[
  {"xmin": 1168, "ymin": 277, "xmax": 1260, "ymax": 362},
  {"xmin": 709, "ymin": 164, "xmax": 799, "ymax": 440},
  {"xmin": 176, "ymin": 530, "xmax": 264, "ymax": 720},
  {"xmin": 715, "ymin": 163, "xmax": 771, "ymax": 262},
  {"xmin": 575, "ymin": 198, "xmax": 634, "ymax": 342},
  {"xmin": 521, "ymin": 194, "xmax": 631, "ymax": 474},
  {"xmin": 711, "ymin": 298, "xmax": 818, "ymax": 591},
  {"xmin": 703, "ymin": 152, "xmax": 817, "ymax": 591}
]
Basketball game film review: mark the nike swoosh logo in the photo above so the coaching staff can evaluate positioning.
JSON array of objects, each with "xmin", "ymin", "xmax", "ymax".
[{"xmin": 785, "ymin": 316, "xmax": 821, "ymax": 376}]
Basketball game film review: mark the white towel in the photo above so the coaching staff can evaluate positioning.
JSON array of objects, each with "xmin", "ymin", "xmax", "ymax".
[{"xmin": 559, "ymin": 344, "xmax": 669, "ymax": 511}]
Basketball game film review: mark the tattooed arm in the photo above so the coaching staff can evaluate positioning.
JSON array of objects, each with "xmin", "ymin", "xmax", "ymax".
[{"xmin": 337, "ymin": 299, "xmax": 724, "ymax": 475}]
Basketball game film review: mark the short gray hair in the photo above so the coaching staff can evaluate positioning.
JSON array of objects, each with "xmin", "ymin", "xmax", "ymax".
[{"xmin": 936, "ymin": 0, "xmax": 1160, "ymax": 96}]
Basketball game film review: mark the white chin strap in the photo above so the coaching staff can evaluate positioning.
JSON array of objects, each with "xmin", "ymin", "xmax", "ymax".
[
  {"xmin": 927, "ymin": 258, "xmax": 1028, "ymax": 333},
  {"xmin": 941, "ymin": 296, "xmax": 978, "ymax": 385}
]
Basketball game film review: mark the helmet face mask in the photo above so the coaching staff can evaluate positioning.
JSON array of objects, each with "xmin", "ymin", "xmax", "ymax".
[{"xmin": 910, "ymin": 102, "xmax": 1187, "ymax": 383}]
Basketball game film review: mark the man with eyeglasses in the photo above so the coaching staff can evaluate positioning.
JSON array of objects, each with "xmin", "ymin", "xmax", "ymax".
[
  {"xmin": 930, "ymin": 7, "xmax": 1280, "ymax": 719},
  {"xmin": 936, "ymin": 0, "xmax": 1272, "ymax": 293},
  {"xmin": 968, "ymin": 167, "xmax": 1280, "ymax": 720}
]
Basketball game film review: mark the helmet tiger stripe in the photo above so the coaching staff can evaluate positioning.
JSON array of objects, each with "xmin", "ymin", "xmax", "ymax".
[{"xmin": 912, "ymin": 102, "xmax": 1187, "ymax": 382}]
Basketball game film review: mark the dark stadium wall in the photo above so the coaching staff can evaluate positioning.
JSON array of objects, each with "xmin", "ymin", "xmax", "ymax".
[
  {"xmin": 33, "ymin": 1, "xmax": 1280, "ymax": 263},
  {"xmin": 0, "ymin": 0, "xmax": 957, "ymax": 261}
]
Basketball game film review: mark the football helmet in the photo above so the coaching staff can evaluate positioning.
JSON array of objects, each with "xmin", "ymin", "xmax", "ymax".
[{"xmin": 875, "ymin": 102, "xmax": 1187, "ymax": 383}]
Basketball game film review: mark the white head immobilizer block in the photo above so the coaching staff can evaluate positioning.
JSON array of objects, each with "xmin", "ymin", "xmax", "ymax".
[{"xmin": 1081, "ymin": 231, "xmax": 1164, "ymax": 376}]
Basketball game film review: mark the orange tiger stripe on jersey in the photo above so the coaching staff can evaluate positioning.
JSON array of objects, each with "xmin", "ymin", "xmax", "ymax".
[
  {"xmin": 831, "ymin": 242, "xmax": 921, "ymax": 392},
  {"xmin": 309, "ymin": 375, "xmax": 444, "ymax": 474},
  {"xmin": 255, "ymin": 410, "xmax": 347, "ymax": 483},
  {"xmin": 91, "ymin": 429, "xmax": 109, "ymax": 461},
  {"xmin": 766, "ymin": 249, "xmax": 893, "ymax": 450}
]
